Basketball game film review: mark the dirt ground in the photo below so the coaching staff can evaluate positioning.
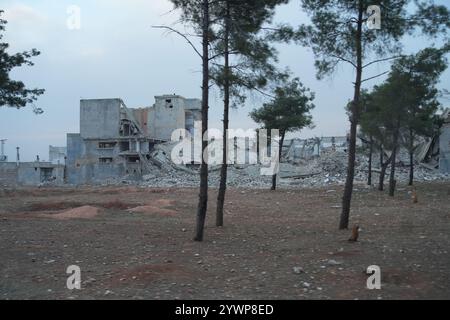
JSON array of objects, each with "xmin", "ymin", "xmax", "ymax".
[{"xmin": 0, "ymin": 182, "xmax": 449, "ymax": 300}]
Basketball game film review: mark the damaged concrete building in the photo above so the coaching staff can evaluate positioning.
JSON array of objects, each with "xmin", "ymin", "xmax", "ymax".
[
  {"xmin": 66, "ymin": 95, "xmax": 201, "ymax": 184},
  {"xmin": 0, "ymin": 101, "xmax": 449, "ymax": 187},
  {"xmin": 0, "ymin": 158, "xmax": 65, "ymax": 186}
]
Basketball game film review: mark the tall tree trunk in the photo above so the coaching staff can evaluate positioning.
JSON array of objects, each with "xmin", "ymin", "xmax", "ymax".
[
  {"xmin": 378, "ymin": 146, "xmax": 393, "ymax": 191},
  {"xmin": 388, "ymin": 147, "xmax": 397, "ymax": 196},
  {"xmin": 271, "ymin": 130, "xmax": 285, "ymax": 190},
  {"xmin": 340, "ymin": 1, "xmax": 363, "ymax": 230},
  {"xmin": 408, "ymin": 128, "xmax": 414, "ymax": 186},
  {"xmin": 389, "ymin": 123, "xmax": 400, "ymax": 197},
  {"xmin": 368, "ymin": 136, "xmax": 373, "ymax": 186},
  {"xmin": 216, "ymin": 1, "xmax": 230, "ymax": 227},
  {"xmin": 194, "ymin": 0, "xmax": 210, "ymax": 242},
  {"xmin": 379, "ymin": 162, "xmax": 387, "ymax": 191},
  {"xmin": 379, "ymin": 145, "xmax": 384, "ymax": 191}
]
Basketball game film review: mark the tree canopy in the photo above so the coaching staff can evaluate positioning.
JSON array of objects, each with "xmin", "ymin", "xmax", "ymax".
[
  {"xmin": 250, "ymin": 77, "xmax": 315, "ymax": 134},
  {"xmin": 0, "ymin": 10, "xmax": 44, "ymax": 114}
]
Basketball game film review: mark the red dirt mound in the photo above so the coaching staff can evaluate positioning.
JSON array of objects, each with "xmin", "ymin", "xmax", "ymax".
[
  {"xmin": 41, "ymin": 205, "xmax": 101, "ymax": 220},
  {"xmin": 127, "ymin": 205, "xmax": 177, "ymax": 216}
]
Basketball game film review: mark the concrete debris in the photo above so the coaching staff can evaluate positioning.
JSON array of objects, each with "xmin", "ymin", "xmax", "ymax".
[
  {"xmin": 293, "ymin": 267, "xmax": 304, "ymax": 274},
  {"xmin": 74, "ymin": 143, "xmax": 449, "ymax": 189},
  {"xmin": 326, "ymin": 259, "xmax": 343, "ymax": 266},
  {"xmin": 123, "ymin": 147, "xmax": 448, "ymax": 189}
]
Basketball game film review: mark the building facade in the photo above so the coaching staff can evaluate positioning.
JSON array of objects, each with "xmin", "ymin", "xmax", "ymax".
[{"xmin": 66, "ymin": 95, "xmax": 201, "ymax": 185}]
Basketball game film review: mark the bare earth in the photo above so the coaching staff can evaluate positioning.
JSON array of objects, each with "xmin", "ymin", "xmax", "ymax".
[{"xmin": 0, "ymin": 182, "xmax": 449, "ymax": 300}]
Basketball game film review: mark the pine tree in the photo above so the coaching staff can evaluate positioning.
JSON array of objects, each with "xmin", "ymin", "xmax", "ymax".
[
  {"xmin": 250, "ymin": 77, "xmax": 315, "ymax": 190},
  {"xmin": 0, "ymin": 10, "xmax": 44, "ymax": 113},
  {"xmin": 211, "ymin": 0, "xmax": 287, "ymax": 227},
  {"xmin": 271, "ymin": 0, "xmax": 450, "ymax": 228}
]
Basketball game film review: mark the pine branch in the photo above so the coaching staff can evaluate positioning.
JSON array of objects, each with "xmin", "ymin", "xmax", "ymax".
[
  {"xmin": 152, "ymin": 25, "xmax": 203, "ymax": 59},
  {"xmin": 362, "ymin": 56, "xmax": 403, "ymax": 69},
  {"xmin": 359, "ymin": 71, "xmax": 389, "ymax": 84}
]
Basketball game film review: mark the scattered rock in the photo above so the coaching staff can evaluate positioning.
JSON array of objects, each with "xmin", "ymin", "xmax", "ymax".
[
  {"xmin": 293, "ymin": 267, "xmax": 304, "ymax": 274},
  {"xmin": 327, "ymin": 259, "xmax": 343, "ymax": 266}
]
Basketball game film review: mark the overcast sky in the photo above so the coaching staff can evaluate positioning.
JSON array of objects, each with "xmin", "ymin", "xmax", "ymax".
[{"xmin": 0, "ymin": 0, "xmax": 449, "ymax": 161}]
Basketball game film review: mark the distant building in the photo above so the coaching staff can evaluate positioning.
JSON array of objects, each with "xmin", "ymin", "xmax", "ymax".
[
  {"xmin": 49, "ymin": 146, "xmax": 67, "ymax": 165},
  {"xmin": 0, "ymin": 140, "xmax": 65, "ymax": 186},
  {"xmin": 0, "ymin": 162, "xmax": 64, "ymax": 186}
]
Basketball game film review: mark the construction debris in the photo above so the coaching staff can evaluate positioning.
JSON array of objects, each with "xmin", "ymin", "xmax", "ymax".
[{"xmin": 106, "ymin": 144, "xmax": 449, "ymax": 189}]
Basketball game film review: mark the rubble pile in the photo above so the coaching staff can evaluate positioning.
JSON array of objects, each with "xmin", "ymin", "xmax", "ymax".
[{"xmin": 112, "ymin": 143, "xmax": 449, "ymax": 189}]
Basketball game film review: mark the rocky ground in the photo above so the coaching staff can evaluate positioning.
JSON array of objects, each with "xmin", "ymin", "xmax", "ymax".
[{"xmin": 0, "ymin": 182, "xmax": 449, "ymax": 300}]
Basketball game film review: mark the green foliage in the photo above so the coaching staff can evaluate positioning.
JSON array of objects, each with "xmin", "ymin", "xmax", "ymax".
[
  {"xmin": 250, "ymin": 78, "xmax": 315, "ymax": 134},
  {"xmin": 360, "ymin": 46, "xmax": 449, "ymax": 151},
  {"xmin": 0, "ymin": 10, "xmax": 44, "ymax": 114},
  {"xmin": 209, "ymin": 0, "xmax": 289, "ymax": 107},
  {"xmin": 272, "ymin": 0, "xmax": 450, "ymax": 80}
]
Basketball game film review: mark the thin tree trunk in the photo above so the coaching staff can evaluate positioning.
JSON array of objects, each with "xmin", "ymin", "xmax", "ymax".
[
  {"xmin": 340, "ymin": 0, "xmax": 363, "ymax": 230},
  {"xmin": 389, "ymin": 123, "xmax": 400, "ymax": 197},
  {"xmin": 388, "ymin": 147, "xmax": 397, "ymax": 197},
  {"xmin": 216, "ymin": 1, "xmax": 230, "ymax": 227},
  {"xmin": 379, "ymin": 145, "xmax": 385, "ymax": 191},
  {"xmin": 271, "ymin": 130, "xmax": 285, "ymax": 190},
  {"xmin": 409, "ymin": 128, "xmax": 414, "ymax": 186},
  {"xmin": 194, "ymin": 0, "xmax": 210, "ymax": 242},
  {"xmin": 368, "ymin": 136, "xmax": 373, "ymax": 186},
  {"xmin": 378, "ymin": 147, "xmax": 393, "ymax": 192},
  {"xmin": 379, "ymin": 163, "xmax": 387, "ymax": 191}
]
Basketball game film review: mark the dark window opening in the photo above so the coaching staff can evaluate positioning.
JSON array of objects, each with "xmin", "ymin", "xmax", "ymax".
[
  {"xmin": 40, "ymin": 168, "xmax": 53, "ymax": 182},
  {"xmin": 127, "ymin": 156, "xmax": 140, "ymax": 163},
  {"xmin": 99, "ymin": 157, "xmax": 113, "ymax": 164},
  {"xmin": 99, "ymin": 142, "xmax": 116, "ymax": 149},
  {"xmin": 120, "ymin": 141, "xmax": 130, "ymax": 152}
]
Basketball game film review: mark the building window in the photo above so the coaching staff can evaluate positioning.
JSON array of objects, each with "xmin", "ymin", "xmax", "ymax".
[
  {"xmin": 40, "ymin": 168, "xmax": 53, "ymax": 182},
  {"xmin": 99, "ymin": 157, "xmax": 113, "ymax": 164},
  {"xmin": 127, "ymin": 156, "xmax": 140, "ymax": 163},
  {"xmin": 120, "ymin": 141, "xmax": 130, "ymax": 152},
  {"xmin": 165, "ymin": 99, "xmax": 173, "ymax": 109},
  {"xmin": 99, "ymin": 142, "xmax": 116, "ymax": 149}
]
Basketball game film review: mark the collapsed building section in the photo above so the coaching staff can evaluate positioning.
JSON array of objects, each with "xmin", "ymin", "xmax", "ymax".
[{"xmin": 66, "ymin": 95, "xmax": 201, "ymax": 185}]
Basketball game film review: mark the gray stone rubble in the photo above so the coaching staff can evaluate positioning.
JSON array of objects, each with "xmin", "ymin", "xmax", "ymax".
[{"xmin": 101, "ymin": 147, "xmax": 449, "ymax": 189}]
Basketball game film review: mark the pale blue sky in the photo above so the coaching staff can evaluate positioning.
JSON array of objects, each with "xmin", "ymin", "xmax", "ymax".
[{"xmin": 0, "ymin": 0, "xmax": 449, "ymax": 161}]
